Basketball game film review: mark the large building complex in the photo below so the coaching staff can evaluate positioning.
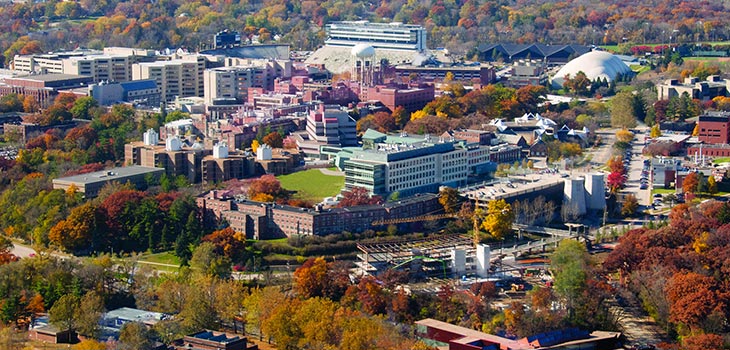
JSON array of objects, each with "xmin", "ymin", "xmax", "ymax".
[
  {"xmin": 89, "ymin": 79, "xmax": 162, "ymax": 106},
  {"xmin": 0, "ymin": 74, "xmax": 93, "ymax": 107},
  {"xmin": 203, "ymin": 59, "xmax": 291, "ymax": 105},
  {"xmin": 325, "ymin": 21, "xmax": 427, "ymax": 51},
  {"xmin": 335, "ymin": 129, "xmax": 491, "ymax": 197},
  {"xmin": 132, "ymin": 55, "xmax": 206, "ymax": 102},
  {"xmin": 197, "ymin": 190, "xmax": 441, "ymax": 239}
]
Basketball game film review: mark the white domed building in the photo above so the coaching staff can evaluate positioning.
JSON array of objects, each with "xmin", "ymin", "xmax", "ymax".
[{"xmin": 550, "ymin": 51, "xmax": 633, "ymax": 89}]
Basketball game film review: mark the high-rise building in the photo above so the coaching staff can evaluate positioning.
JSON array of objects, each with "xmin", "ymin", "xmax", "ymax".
[{"xmin": 132, "ymin": 55, "xmax": 206, "ymax": 102}]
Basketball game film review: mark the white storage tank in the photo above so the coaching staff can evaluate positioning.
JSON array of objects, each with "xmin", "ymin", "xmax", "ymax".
[
  {"xmin": 563, "ymin": 177, "xmax": 587, "ymax": 216},
  {"xmin": 213, "ymin": 143, "xmax": 229, "ymax": 159},
  {"xmin": 143, "ymin": 129, "xmax": 159, "ymax": 146},
  {"xmin": 165, "ymin": 136, "xmax": 182, "ymax": 151},
  {"xmin": 257, "ymin": 144, "xmax": 272, "ymax": 160},
  {"xmin": 584, "ymin": 173, "xmax": 607, "ymax": 211}
]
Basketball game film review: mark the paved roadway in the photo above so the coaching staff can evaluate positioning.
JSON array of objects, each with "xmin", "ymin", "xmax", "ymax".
[{"xmin": 10, "ymin": 243, "xmax": 36, "ymax": 258}]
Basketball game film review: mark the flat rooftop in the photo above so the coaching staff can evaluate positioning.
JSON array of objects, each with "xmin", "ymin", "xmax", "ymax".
[
  {"xmin": 53, "ymin": 166, "xmax": 163, "ymax": 185},
  {"xmin": 461, "ymin": 173, "xmax": 566, "ymax": 201},
  {"xmin": 10, "ymin": 74, "xmax": 92, "ymax": 82}
]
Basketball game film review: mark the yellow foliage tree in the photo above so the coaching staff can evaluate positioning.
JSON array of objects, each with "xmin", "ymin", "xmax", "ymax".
[
  {"xmin": 251, "ymin": 139, "xmax": 260, "ymax": 153},
  {"xmin": 251, "ymin": 192, "xmax": 274, "ymax": 202},
  {"xmin": 650, "ymin": 125, "xmax": 662, "ymax": 138},
  {"xmin": 692, "ymin": 123, "xmax": 700, "ymax": 137},
  {"xmin": 615, "ymin": 129, "xmax": 634, "ymax": 143},
  {"xmin": 72, "ymin": 339, "xmax": 107, "ymax": 350},
  {"xmin": 708, "ymin": 175, "xmax": 718, "ymax": 195},
  {"xmin": 481, "ymin": 199, "xmax": 514, "ymax": 239},
  {"xmin": 410, "ymin": 110, "xmax": 428, "ymax": 121}
]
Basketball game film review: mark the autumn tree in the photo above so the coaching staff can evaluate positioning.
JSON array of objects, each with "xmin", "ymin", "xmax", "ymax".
[
  {"xmin": 293, "ymin": 257, "xmax": 328, "ymax": 299},
  {"xmin": 665, "ymin": 271, "xmax": 722, "ymax": 329},
  {"xmin": 682, "ymin": 333, "xmax": 725, "ymax": 350},
  {"xmin": 76, "ymin": 291, "xmax": 104, "ymax": 338},
  {"xmin": 49, "ymin": 202, "xmax": 96, "ymax": 252},
  {"xmin": 248, "ymin": 174, "xmax": 287, "ymax": 202},
  {"xmin": 438, "ymin": 187, "xmax": 460, "ymax": 214},
  {"xmin": 707, "ymin": 176, "xmax": 717, "ymax": 195},
  {"xmin": 201, "ymin": 227, "xmax": 246, "ymax": 261},
  {"xmin": 621, "ymin": 194, "xmax": 639, "ymax": 217},
  {"xmin": 562, "ymin": 71, "xmax": 590, "ymax": 96},
  {"xmin": 650, "ymin": 124, "xmax": 662, "ymax": 138},
  {"xmin": 0, "ymin": 236, "xmax": 18, "ymax": 266},
  {"xmin": 338, "ymin": 187, "xmax": 384, "ymax": 207},
  {"xmin": 615, "ymin": 129, "xmax": 634, "ymax": 143},
  {"xmin": 262, "ymin": 131, "xmax": 284, "ymax": 148},
  {"xmin": 481, "ymin": 199, "xmax": 514, "ymax": 239},
  {"xmin": 118, "ymin": 322, "xmax": 154, "ymax": 350},
  {"xmin": 682, "ymin": 172, "xmax": 699, "ymax": 194},
  {"xmin": 190, "ymin": 242, "xmax": 231, "ymax": 278},
  {"xmin": 251, "ymin": 139, "xmax": 260, "ymax": 153},
  {"xmin": 49, "ymin": 294, "xmax": 80, "ymax": 333}
]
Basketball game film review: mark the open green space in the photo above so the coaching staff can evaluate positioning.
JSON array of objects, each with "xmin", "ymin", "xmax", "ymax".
[
  {"xmin": 713, "ymin": 157, "xmax": 730, "ymax": 164},
  {"xmin": 277, "ymin": 168, "xmax": 344, "ymax": 202},
  {"xmin": 630, "ymin": 64, "xmax": 651, "ymax": 74},
  {"xmin": 651, "ymin": 188, "xmax": 677, "ymax": 195},
  {"xmin": 137, "ymin": 251, "xmax": 180, "ymax": 266}
]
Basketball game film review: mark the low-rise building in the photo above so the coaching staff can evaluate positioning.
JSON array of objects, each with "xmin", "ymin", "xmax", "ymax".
[
  {"xmin": 394, "ymin": 63, "xmax": 495, "ymax": 85},
  {"xmin": 365, "ymin": 83, "xmax": 435, "ymax": 113},
  {"xmin": 506, "ymin": 59, "xmax": 548, "ymax": 88},
  {"xmin": 52, "ymin": 166, "xmax": 164, "ymax": 198},
  {"xmin": 197, "ymin": 190, "xmax": 440, "ymax": 239},
  {"xmin": 295, "ymin": 104, "xmax": 358, "ymax": 159},
  {"xmin": 651, "ymin": 157, "xmax": 682, "ymax": 189},
  {"xmin": 657, "ymin": 76, "xmax": 730, "ymax": 101},
  {"xmin": 89, "ymin": 79, "xmax": 161, "ymax": 106},
  {"xmin": 0, "ymin": 74, "xmax": 93, "ymax": 107},
  {"xmin": 174, "ymin": 330, "xmax": 258, "ymax": 350}
]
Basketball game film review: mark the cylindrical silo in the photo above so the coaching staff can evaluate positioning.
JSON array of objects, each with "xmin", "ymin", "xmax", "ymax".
[
  {"xmin": 584, "ymin": 173, "xmax": 607, "ymax": 211},
  {"xmin": 563, "ymin": 177, "xmax": 587, "ymax": 216}
]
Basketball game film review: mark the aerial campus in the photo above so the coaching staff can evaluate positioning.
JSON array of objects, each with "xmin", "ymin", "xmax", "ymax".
[{"xmin": 1, "ymin": 1, "xmax": 730, "ymax": 349}]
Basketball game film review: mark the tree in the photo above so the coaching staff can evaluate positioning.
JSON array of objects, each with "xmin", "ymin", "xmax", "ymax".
[
  {"xmin": 293, "ymin": 257, "xmax": 329, "ymax": 299},
  {"xmin": 164, "ymin": 110, "xmax": 190, "ymax": 123},
  {"xmin": 118, "ymin": 322, "xmax": 153, "ymax": 350},
  {"xmin": 615, "ymin": 129, "xmax": 634, "ymax": 143},
  {"xmin": 683, "ymin": 172, "xmax": 699, "ymax": 194},
  {"xmin": 201, "ymin": 227, "xmax": 246, "ymax": 261},
  {"xmin": 682, "ymin": 333, "xmax": 725, "ymax": 350},
  {"xmin": 77, "ymin": 291, "xmax": 104, "ymax": 338},
  {"xmin": 607, "ymin": 172, "xmax": 626, "ymax": 193},
  {"xmin": 562, "ymin": 71, "xmax": 590, "ymax": 96},
  {"xmin": 392, "ymin": 106, "xmax": 408, "ymax": 128},
  {"xmin": 190, "ymin": 242, "xmax": 231, "ymax": 278},
  {"xmin": 0, "ymin": 325, "xmax": 26, "ymax": 350},
  {"xmin": 621, "ymin": 194, "xmax": 639, "ymax": 217},
  {"xmin": 70, "ymin": 96, "xmax": 99, "ymax": 120},
  {"xmin": 338, "ymin": 187, "xmax": 384, "ymax": 207},
  {"xmin": 49, "ymin": 294, "xmax": 80, "ymax": 332},
  {"xmin": 72, "ymin": 340, "xmax": 107, "ymax": 350},
  {"xmin": 650, "ymin": 124, "xmax": 662, "ymax": 138},
  {"xmin": 550, "ymin": 239, "xmax": 590, "ymax": 316},
  {"xmin": 262, "ymin": 132, "xmax": 283, "ymax": 148},
  {"xmin": 708, "ymin": 176, "xmax": 718, "ymax": 195},
  {"xmin": 610, "ymin": 91, "xmax": 641, "ymax": 129},
  {"xmin": 665, "ymin": 271, "xmax": 720, "ymax": 329},
  {"xmin": 49, "ymin": 202, "xmax": 96, "ymax": 252},
  {"xmin": 22, "ymin": 95, "xmax": 39, "ymax": 113},
  {"xmin": 438, "ymin": 187, "xmax": 460, "ymax": 214},
  {"xmin": 481, "ymin": 199, "xmax": 514, "ymax": 239},
  {"xmin": 251, "ymin": 139, "xmax": 260, "ymax": 153},
  {"xmin": 248, "ymin": 174, "xmax": 286, "ymax": 200}
]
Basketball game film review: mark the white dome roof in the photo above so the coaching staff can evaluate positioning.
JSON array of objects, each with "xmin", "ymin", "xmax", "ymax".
[
  {"xmin": 351, "ymin": 44, "xmax": 375, "ymax": 58},
  {"xmin": 551, "ymin": 51, "xmax": 632, "ymax": 88}
]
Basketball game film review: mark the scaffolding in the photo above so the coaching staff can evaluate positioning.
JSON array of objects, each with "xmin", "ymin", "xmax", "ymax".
[{"xmin": 355, "ymin": 234, "xmax": 476, "ymax": 278}]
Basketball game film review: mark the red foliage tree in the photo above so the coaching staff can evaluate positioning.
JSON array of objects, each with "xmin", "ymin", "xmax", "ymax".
[
  {"xmin": 682, "ymin": 334, "xmax": 725, "ymax": 350},
  {"xmin": 201, "ymin": 227, "xmax": 246, "ymax": 260},
  {"xmin": 665, "ymin": 271, "xmax": 724, "ymax": 328},
  {"xmin": 98, "ymin": 189, "xmax": 145, "ymax": 230},
  {"xmin": 247, "ymin": 174, "xmax": 287, "ymax": 200},
  {"xmin": 62, "ymin": 163, "xmax": 105, "ymax": 177},
  {"xmin": 337, "ymin": 187, "xmax": 384, "ymax": 208},
  {"xmin": 607, "ymin": 171, "xmax": 626, "ymax": 193},
  {"xmin": 262, "ymin": 132, "xmax": 283, "ymax": 148}
]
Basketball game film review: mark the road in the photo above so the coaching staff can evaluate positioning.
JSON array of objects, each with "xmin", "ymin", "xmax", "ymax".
[
  {"xmin": 10, "ymin": 243, "xmax": 37, "ymax": 258},
  {"xmin": 623, "ymin": 134, "xmax": 652, "ymax": 207}
]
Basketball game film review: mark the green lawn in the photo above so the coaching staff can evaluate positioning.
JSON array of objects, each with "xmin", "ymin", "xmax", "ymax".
[
  {"xmin": 630, "ymin": 64, "xmax": 651, "ymax": 74},
  {"xmin": 652, "ymin": 188, "xmax": 677, "ymax": 195},
  {"xmin": 713, "ymin": 157, "xmax": 730, "ymax": 164},
  {"xmin": 137, "ymin": 251, "xmax": 180, "ymax": 266},
  {"xmin": 277, "ymin": 169, "xmax": 344, "ymax": 202}
]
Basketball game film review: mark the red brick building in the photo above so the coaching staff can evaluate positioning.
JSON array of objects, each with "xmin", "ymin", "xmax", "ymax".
[
  {"xmin": 365, "ymin": 83, "xmax": 435, "ymax": 113},
  {"xmin": 174, "ymin": 330, "xmax": 257, "ymax": 350},
  {"xmin": 197, "ymin": 191, "xmax": 441, "ymax": 239},
  {"xmin": 698, "ymin": 111, "xmax": 730, "ymax": 144},
  {"xmin": 0, "ymin": 74, "xmax": 93, "ymax": 108}
]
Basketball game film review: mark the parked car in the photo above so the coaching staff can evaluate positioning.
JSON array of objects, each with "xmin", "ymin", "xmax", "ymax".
[{"xmin": 640, "ymin": 184, "xmax": 648, "ymax": 189}]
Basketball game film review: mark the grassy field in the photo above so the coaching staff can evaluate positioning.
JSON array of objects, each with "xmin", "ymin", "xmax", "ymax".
[
  {"xmin": 137, "ymin": 251, "xmax": 180, "ymax": 266},
  {"xmin": 713, "ymin": 157, "xmax": 730, "ymax": 164},
  {"xmin": 630, "ymin": 64, "xmax": 651, "ymax": 74},
  {"xmin": 652, "ymin": 188, "xmax": 677, "ymax": 195},
  {"xmin": 277, "ymin": 169, "xmax": 344, "ymax": 202}
]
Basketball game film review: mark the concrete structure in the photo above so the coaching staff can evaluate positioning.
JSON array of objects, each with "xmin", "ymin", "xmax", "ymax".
[
  {"xmin": 475, "ymin": 244, "xmax": 491, "ymax": 278},
  {"xmin": 657, "ymin": 76, "xmax": 730, "ymax": 101},
  {"xmin": 102, "ymin": 307, "xmax": 165, "ymax": 329},
  {"xmin": 335, "ymin": 129, "xmax": 491, "ymax": 197},
  {"xmin": 351, "ymin": 44, "xmax": 377, "ymax": 87},
  {"xmin": 52, "ymin": 166, "xmax": 164, "ymax": 198},
  {"xmin": 132, "ymin": 55, "xmax": 206, "ymax": 101},
  {"xmin": 62, "ymin": 55, "xmax": 136, "ymax": 82},
  {"xmin": 325, "ymin": 21, "xmax": 427, "ymax": 51},
  {"xmin": 175, "ymin": 330, "xmax": 258, "ymax": 350},
  {"xmin": 125, "ymin": 139, "xmax": 209, "ymax": 183},
  {"xmin": 584, "ymin": 173, "xmax": 607, "ymax": 211},
  {"xmin": 214, "ymin": 30, "xmax": 242, "ymax": 49},
  {"xmin": 89, "ymin": 79, "xmax": 161, "ymax": 106},
  {"xmin": 198, "ymin": 191, "xmax": 440, "ymax": 239},
  {"xmin": 563, "ymin": 177, "xmax": 587, "ymax": 216},
  {"xmin": 0, "ymin": 74, "xmax": 93, "ymax": 107}
]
